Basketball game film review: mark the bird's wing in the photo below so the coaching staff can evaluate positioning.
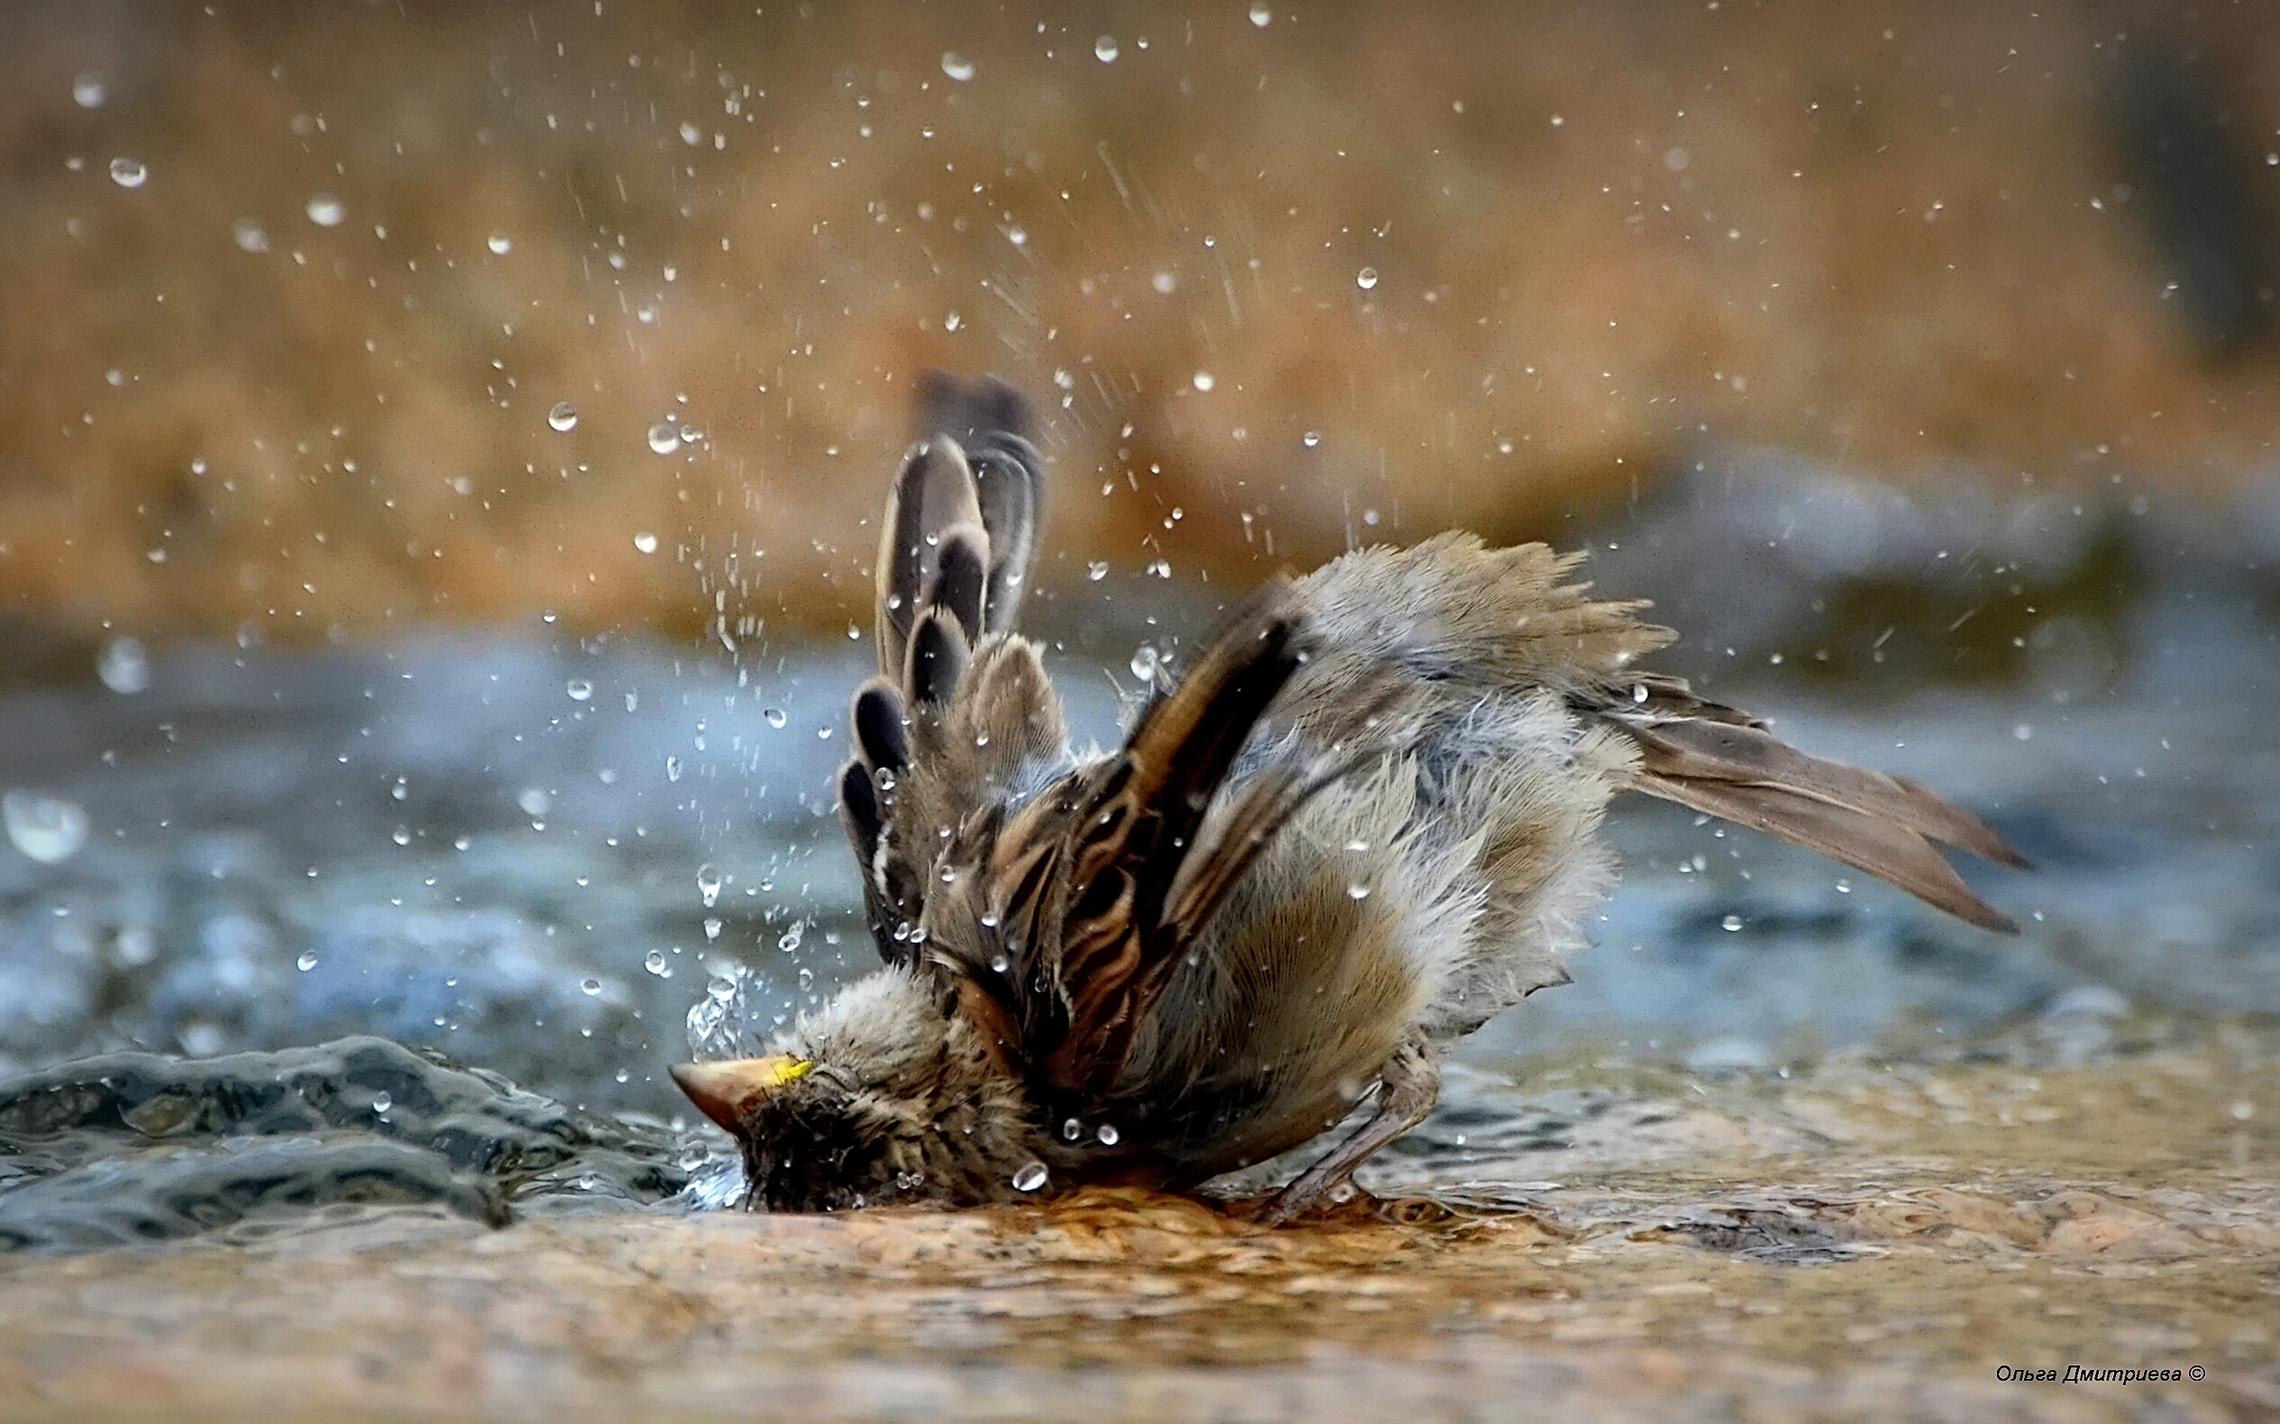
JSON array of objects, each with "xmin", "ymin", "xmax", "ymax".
[
  {"xmin": 838, "ymin": 375, "xmax": 1065, "ymax": 966},
  {"xmin": 919, "ymin": 582, "xmax": 1341, "ymax": 1101}
]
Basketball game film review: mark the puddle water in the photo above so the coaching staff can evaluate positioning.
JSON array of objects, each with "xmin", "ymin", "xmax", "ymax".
[{"xmin": 0, "ymin": 478, "xmax": 2276, "ymax": 1417}]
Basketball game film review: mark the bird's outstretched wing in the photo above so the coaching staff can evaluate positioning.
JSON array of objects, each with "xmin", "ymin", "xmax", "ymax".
[
  {"xmin": 838, "ymin": 375, "xmax": 1064, "ymax": 965},
  {"xmin": 913, "ymin": 581, "xmax": 1356, "ymax": 1102}
]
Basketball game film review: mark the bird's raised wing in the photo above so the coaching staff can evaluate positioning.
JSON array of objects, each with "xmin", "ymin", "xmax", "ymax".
[{"xmin": 838, "ymin": 375, "xmax": 1065, "ymax": 966}]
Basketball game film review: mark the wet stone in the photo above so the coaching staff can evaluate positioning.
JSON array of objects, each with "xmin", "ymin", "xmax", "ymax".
[{"xmin": 0, "ymin": 1036, "xmax": 687, "ymax": 1254}]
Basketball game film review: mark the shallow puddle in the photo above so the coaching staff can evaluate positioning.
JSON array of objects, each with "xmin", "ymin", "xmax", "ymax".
[{"xmin": 1, "ymin": 1021, "xmax": 2272, "ymax": 1422}]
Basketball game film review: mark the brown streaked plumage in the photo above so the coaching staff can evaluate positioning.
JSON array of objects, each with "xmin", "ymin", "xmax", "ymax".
[{"xmin": 675, "ymin": 372, "xmax": 2028, "ymax": 1223}]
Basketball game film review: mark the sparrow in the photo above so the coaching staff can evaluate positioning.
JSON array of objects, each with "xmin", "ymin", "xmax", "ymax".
[{"xmin": 672, "ymin": 372, "xmax": 2026, "ymax": 1224}]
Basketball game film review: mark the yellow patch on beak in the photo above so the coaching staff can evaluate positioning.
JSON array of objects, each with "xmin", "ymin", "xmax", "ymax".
[{"xmin": 669, "ymin": 1054, "xmax": 813, "ymax": 1132}]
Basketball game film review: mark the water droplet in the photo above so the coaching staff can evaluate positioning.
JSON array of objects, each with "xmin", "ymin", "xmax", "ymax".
[
  {"xmin": 565, "ymin": 678, "xmax": 593, "ymax": 702},
  {"xmin": 795, "ymin": 965, "xmax": 815, "ymax": 990},
  {"xmin": 517, "ymin": 787, "xmax": 551, "ymax": 817},
  {"xmin": 72, "ymin": 73, "xmax": 107, "ymax": 108},
  {"xmin": 763, "ymin": 707, "xmax": 788, "ymax": 729},
  {"xmin": 108, "ymin": 157, "xmax": 147, "ymax": 189},
  {"xmin": 1061, "ymin": 1118, "xmax": 1083, "ymax": 1141},
  {"xmin": 940, "ymin": 51, "xmax": 974, "ymax": 81},
  {"xmin": 486, "ymin": 230, "xmax": 512, "ymax": 255},
  {"xmin": 1302, "ymin": 430, "xmax": 1321, "ymax": 448},
  {"xmin": 1010, "ymin": 1160, "xmax": 1049, "ymax": 1192},
  {"xmin": 296, "ymin": 951, "xmax": 319, "ymax": 972},
  {"xmin": 580, "ymin": 977, "xmax": 603, "ymax": 996},
  {"xmin": 988, "ymin": 954, "xmax": 1010, "ymax": 974},
  {"xmin": 1191, "ymin": 370, "xmax": 1215, "ymax": 392},
  {"xmin": 371, "ymin": 1092, "xmax": 392, "ymax": 1114},
  {"xmin": 1086, "ymin": 560, "xmax": 1110, "ymax": 582},
  {"xmin": 633, "ymin": 531, "xmax": 659, "ymax": 554},
  {"xmin": 1346, "ymin": 883, "xmax": 1372, "ymax": 901},
  {"xmin": 646, "ymin": 421, "xmax": 682, "ymax": 455},
  {"xmin": 696, "ymin": 864, "xmax": 723, "ymax": 908},
  {"xmin": 1151, "ymin": 270, "xmax": 1176, "ymax": 295},
  {"xmin": 97, "ymin": 637, "xmax": 150, "ymax": 694},
  {"xmin": 1249, "ymin": 2, "xmax": 1272, "ymax": 26},
  {"xmin": 777, "ymin": 922, "xmax": 805, "ymax": 953},
  {"xmin": 305, "ymin": 193, "xmax": 345, "ymax": 227},
  {"xmin": 664, "ymin": 755, "xmax": 683, "ymax": 782},
  {"xmin": 1129, "ymin": 645, "xmax": 1160, "ymax": 681},
  {"xmin": 231, "ymin": 218, "xmax": 270, "ymax": 254},
  {"xmin": 644, "ymin": 949, "xmax": 670, "ymax": 976},
  {"xmin": 1355, "ymin": 266, "xmax": 1378, "ymax": 290},
  {"xmin": 546, "ymin": 401, "xmax": 579, "ymax": 432},
  {"xmin": 1721, "ymin": 914, "xmax": 1744, "ymax": 932},
  {"xmin": 702, "ymin": 917, "xmax": 722, "ymax": 942},
  {"xmin": 1094, "ymin": 35, "xmax": 1120, "ymax": 61},
  {"xmin": 3, "ymin": 792, "xmax": 88, "ymax": 865},
  {"xmin": 1095, "ymin": 1123, "xmax": 1121, "ymax": 1146}
]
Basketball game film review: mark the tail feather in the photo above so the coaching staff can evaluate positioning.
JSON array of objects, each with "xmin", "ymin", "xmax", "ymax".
[
  {"xmin": 1603, "ymin": 702, "xmax": 2025, "ymax": 931},
  {"xmin": 1626, "ymin": 767, "xmax": 2019, "ymax": 932},
  {"xmin": 1626, "ymin": 718, "xmax": 2030, "ymax": 870}
]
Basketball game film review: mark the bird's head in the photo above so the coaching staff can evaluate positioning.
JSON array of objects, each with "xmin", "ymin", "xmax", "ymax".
[{"xmin": 671, "ymin": 967, "xmax": 1039, "ymax": 1211}]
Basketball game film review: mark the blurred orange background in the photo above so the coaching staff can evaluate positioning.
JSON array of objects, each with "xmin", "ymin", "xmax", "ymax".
[{"xmin": 2, "ymin": 0, "xmax": 2275, "ymax": 651}]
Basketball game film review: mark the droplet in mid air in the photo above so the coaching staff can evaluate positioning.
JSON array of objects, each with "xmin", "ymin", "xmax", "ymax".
[
  {"xmin": 3, "ymin": 792, "xmax": 89, "ymax": 865},
  {"xmin": 1355, "ymin": 266, "xmax": 1379, "ymax": 290},
  {"xmin": 547, "ymin": 402, "xmax": 579, "ymax": 432},
  {"xmin": 108, "ymin": 157, "xmax": 147, "ymax": 189},
  {"xmin": 1249, "ymin": 2, "xmax": 1272, "ymax": 26},
  {"xmin": 1010, "ymin": 1161, "xmax": 1049, "ymax": 1192},
  {"xmin": 97, "ymin": 637, "xmax": 150, "ymax": 694},
  {"xmin": 633, "ymin": 531, "xmax": 659, "ymax": 554},
  {"xmin": 486, "ymin": 231, "xmax": 512, "ymax": 255},
  {"xmin": 1094, "ymin": 35, "xmax": 1119, "ymax": 62},
  {"xmin": 646, "ymin": 421, "xmax": 682, "ymax": 455},
  {"xmin": 941, "ymin": 52, "xmax": 974, "ymax": 82},
  {"xmin": 305, "ymin": 193, "xmax": 345, "ymax": 227}
]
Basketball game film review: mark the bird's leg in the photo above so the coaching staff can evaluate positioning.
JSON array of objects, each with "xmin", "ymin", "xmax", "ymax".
[{"xmin": 1258, "ymin": 1035, "xmax": 1441, "ymax": 1226}]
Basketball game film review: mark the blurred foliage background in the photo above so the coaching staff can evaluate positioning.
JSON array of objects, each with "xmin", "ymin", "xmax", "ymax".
[{"xmin": 2, "ymin": 0, "xmax": 2276, "ymax": 656}]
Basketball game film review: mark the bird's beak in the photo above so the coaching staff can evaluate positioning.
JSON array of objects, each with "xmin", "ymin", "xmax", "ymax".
[{"xmin": 670, "ymin": 1054, "xmax": 813, "ymax": 1133}]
